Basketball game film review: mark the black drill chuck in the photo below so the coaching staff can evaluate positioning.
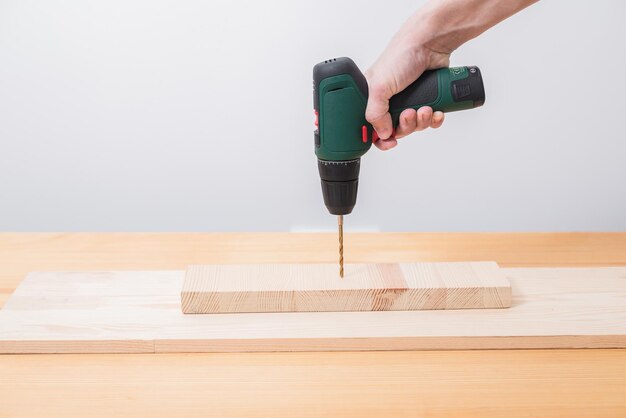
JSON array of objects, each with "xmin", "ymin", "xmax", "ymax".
[{"xmin": 317, "ymin": 159, "xmax": 360, "ymax": 215}]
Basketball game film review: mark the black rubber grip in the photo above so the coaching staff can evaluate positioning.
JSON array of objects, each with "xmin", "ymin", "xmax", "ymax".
[
  {"xmin": 313, "ymin": 57, "xmax": 368, "ymax": 112},
  {"xmin": 388, "ymin": 70, "xmax": 439, "ymax": 114}
]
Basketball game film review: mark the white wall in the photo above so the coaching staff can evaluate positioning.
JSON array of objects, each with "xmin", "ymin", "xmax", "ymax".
[{"xmin": 1, "ymin": 0, "xmax": 625, "ymax": 232}]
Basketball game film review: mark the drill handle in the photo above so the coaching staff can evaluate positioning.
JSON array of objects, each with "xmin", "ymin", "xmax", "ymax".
[{"xmin": 386, "ymin": 66, "xmax": 485, "ymax": 127}]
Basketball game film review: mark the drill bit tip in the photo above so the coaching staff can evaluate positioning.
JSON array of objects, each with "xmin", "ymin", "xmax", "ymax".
[{"xmin": 338, "ymin": 215, "xmax": 344, "ymax": 278}]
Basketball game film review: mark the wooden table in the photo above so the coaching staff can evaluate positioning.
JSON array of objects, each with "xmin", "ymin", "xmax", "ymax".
[{"xmin": 1, "ymin": 233, "xmax": 625, "ymax": 417}]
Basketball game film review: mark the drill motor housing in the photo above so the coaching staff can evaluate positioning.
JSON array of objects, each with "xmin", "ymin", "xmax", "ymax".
[{"xmin": 313, "ymin": 57, "xmax": 485, "ymax": 216}]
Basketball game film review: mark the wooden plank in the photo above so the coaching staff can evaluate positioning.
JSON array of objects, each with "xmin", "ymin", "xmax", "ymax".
[
  {"xmin": 2, "ymin": 233, "xmax": 625, "ymax": 416},
  {"xmin": 0, "ymin": 266, "xmax": 625, "ymax": 353},
  {"xmin": 181, "ymin": 262, "xmax": 511, "ymax": 313}
]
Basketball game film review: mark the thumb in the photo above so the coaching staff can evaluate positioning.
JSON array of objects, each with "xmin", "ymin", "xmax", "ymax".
[{"xmin": 365, "ymin": 81, "xmax": 394, "ymax": 140}]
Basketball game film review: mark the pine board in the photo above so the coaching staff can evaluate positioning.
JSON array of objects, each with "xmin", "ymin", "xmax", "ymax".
[
  {"xmin": 181, "ymin": 262, "xmax": 511, "ymax": 313},
  {"xmin": 0, "ymin": 266, "xmax": 625, "ymax": 353}
]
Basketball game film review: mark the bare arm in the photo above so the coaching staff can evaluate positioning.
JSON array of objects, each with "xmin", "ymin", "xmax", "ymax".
[{"xmin": 366, "ymin": 0, "xmax": 538, "ymax": 150}]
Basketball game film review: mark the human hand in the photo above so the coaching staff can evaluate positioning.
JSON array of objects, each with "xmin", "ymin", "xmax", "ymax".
[
  {"xmin": 365, "ymin": 0, "xmax": 539, "ymax": 150},
  {"xmin": 365, "ymin": 29, "xmax": 450, "ymax": 150}
]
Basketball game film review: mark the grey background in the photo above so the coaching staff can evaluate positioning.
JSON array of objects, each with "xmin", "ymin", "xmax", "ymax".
[{"xmin": 1, "ymin": 0, "xmax": 625, "ymax": 232}]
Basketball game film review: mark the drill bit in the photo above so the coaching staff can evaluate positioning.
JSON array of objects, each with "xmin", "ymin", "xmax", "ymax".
[{"xmin": 338, "ymin": 215, "xmax": 344, "ymax": 278}]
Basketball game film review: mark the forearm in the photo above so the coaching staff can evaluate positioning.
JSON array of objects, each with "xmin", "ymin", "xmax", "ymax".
[{"xmin": 407, "ymin": 0, "xmax": 538, "ymax": 54}]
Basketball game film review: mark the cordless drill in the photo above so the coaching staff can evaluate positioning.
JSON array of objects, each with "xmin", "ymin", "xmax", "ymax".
[{"xmin": 313, "ymin": 57, "xmax": 485, "ymax": 276}]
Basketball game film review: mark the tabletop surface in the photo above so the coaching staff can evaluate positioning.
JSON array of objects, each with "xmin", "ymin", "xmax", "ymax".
[{"xmin": 1, "ymin": 232, "xmax": 625, "ymax": 417}]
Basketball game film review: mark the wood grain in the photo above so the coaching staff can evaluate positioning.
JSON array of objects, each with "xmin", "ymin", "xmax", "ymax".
[
  {"xmin": 181, "ymin": 262, "xmax": 511, "ymax": 313},
  {"xmin": 1, "ymin": 266, "xmax": 624, "ymax": 353},
  {"xmin": 2, "ymin": 233, "xmax": 626, "ymax": 417},
  {"xmin": 2, "ymin": 233, "xmax": 626, "ymax": 309},
  {"xmin": 2, "ymin": 350, "xmax": 625, "ymax": 418}
]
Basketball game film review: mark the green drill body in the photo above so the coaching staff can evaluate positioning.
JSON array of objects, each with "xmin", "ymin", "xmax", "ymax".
[
  {"xmin": 315, "ymin": 62, "xmax": 483, "ymax": 161},
  {"xmin": 313, "ymin": 57, "xmax": 485, "ymax": 215}
]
